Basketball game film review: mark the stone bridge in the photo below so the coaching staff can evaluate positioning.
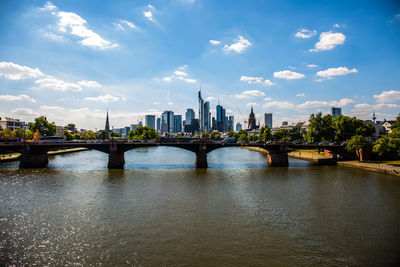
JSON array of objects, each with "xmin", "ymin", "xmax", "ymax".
[{"xmin": 0, "ymin": 140, "xmax": 345, "ymax": 169}]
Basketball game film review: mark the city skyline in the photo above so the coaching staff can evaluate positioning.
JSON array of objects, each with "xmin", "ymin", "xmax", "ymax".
[{"xmin": 0, "ymin": 1, "xmax": 400, "ymax": 130}]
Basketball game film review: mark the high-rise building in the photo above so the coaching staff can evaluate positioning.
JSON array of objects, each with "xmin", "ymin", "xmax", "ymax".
[
  {"xmin": 248, "ymin": 106, "xmax": 258, "ymax": 130},
  {"xmin": 198, "ymin": 90, "xmax": 211, "ymax": 132},
  {"xmin": 198, "ymin": 90, "xmax": 204, "ymax": 131},
  {"xmin": 228, "ymin": 116, "xmax": 234, "ymax": 131},
  {"xmin": 264, "ymin": 113, "xmax": 272, "ymax": 129},
  {"xmin": 161, "ymin": 111, "xmax": 174, "ymax": 133},
  {"xmin": 145, "ymin": 115, "xmax": 156, "ymax": 129},
  {"xmin": 174, "ymin": 115, "xmax": 182, "ymax": 133},
  {"xmin": 156, "ymin": 118, "xmax": 161, "ymax": 131},
  {"xmin": 236, "ymin": 122, "xmax": 242, "ymax": 132},
  {"xmin": 185, "ymin": 109, "xmax": 195, "ymax": 125},
  {"xmin": 330, "ymin": 107, "xmax": 342, "ymax": 118},
  {"xmin": 216, "ymin": 104, "xmax": 225, "ymax": 132},
  {"xmin": 105, "ymin": 110, "xmax": 110, "ymax": 132}
]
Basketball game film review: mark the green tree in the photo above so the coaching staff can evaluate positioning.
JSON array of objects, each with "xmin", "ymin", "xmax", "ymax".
[
  {"xmin": 29, "ymin": 116, "xmax": 56, "ymax": 137},
  {"xmin": 128, "ymin": 126, "xmax": 159, "ymax": 140},
  {"xmin": 305, "ymin": 112, "xmax": 334, "ymax": 143},
  {"xmin": 25, "ymin": 129, "xmax": 33, "ymax": 140},
  {"xmin": 99, "ymin": 130, "xmax": 110, "ymax": 140},
  {"xmin": 72, "ymin": 133, "xmax": 82, "ymax": 140},
  {"xmin": 237, "ymin": 133, "xmax": 248, "ymax": 142},
  {"xmin": 346, "ymin": 135, "xmax": 368, "ymax": 160},
  {"xmin": 210, "ymin": 131, "xmax": 221, "ymax": 140},
  {"xmin": 84, "ymin": 130, "xmax": 97, "ymax": 140},
  {"xmin": 0, "ymin": 128, "xmax": 13, "ymax": 137},
  {"xmin": 272, "ymin": 128, "xmax": 291, "ymax": 141},
  {"xmin": 12, "ymin": 128, "xmax": 25, "ymax": 138},
  {"xmin": 63, "ymin": 130, "xmax": 73, "ymax": 141},
  {"xmin": 333, "ymin": 115, "xmax": 374, "ymax": 142},
  {"xmin": 258, "ymin": 127, "xmax": 272, "ymax": 141}
]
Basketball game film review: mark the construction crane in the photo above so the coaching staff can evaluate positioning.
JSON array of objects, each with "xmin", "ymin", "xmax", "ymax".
[{"xmin": 236, "ymin": 106, "xmax": 247, "ymax": 129}]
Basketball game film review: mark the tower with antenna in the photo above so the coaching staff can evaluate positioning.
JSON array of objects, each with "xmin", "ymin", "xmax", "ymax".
[{"xmin": 105, "ymin": 109, "xmax": 110, "ymax": 132}]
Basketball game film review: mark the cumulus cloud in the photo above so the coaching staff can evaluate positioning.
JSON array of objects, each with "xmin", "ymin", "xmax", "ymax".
[
  {"xmin": 316, "ymin": 67, "xmax": 358, "ymax": 79},
  {"xmin": 374, "ymin": 90, "xmax": 400, "ymax": 103},
  {"xmin": 144, "ymin": 11, "xmax": 153, "ymax": 21},
  {"xmin": 298, "ymin": 98, "xmax": 355, "ymax": 108},
  {"xmin": 40, "ymin": 1, "xmax": 56, "ymax": 11},
  {"xmin": 223, "ymin": 35, "xmax": 252, "ymax": 53},
  {"xmin": 306, "ymin": 64, "xmax": 318, "ymax": 68},
  {"xmin": 85, "ymin": 94, "xmax": 119, "ymax": 102},
  {"xmin": 209, "ymin": 40, "xmax": 221, "ymax": 45},
  {"xmin": 240, "ymin": 76, "xmax": 274, "ymax": 86},
  {"xmin": 0, "ymin": 62, "xmax": 44, "ymax": 80},
  {"xmin": 162, "ymin": 65, "xmax": 197, "ymax": 83},
  {"xmin": 235, "ymin": 90, "xmax": 265, "ymax": 99},
  {"xmin": 78, "ymin": 80, "xmax": 101, "ymax": 88},
  {"xmin": 56, "ymin": 11, "xmax": 118, "ymax": 49},
  {"xmin": 296, "ymin": 93, "xmax": 305, "ymax": 97},
  {"xmin": 310, "ymin": 32, "xmax": 345, "ymax": 52},
  {"xmin": 206, "ymin": 96, "xmax": 216, "ymax": 101},
  {"xmin": 294, "ymin": 28, "xmax": 317, "ymax": 39},
  {"xmin": 246, "ymin": 102, "xmax": 258, "ymax": 107},
  {"xmin": 34, "ymin": 77, "xmax": 82, "ymax": 91},
  {"xmin": 273, "ymin": 70, "xmax": 305, "ymax": 80},
  {"xmin": 0, "ymin": 94, "xmax": 36, "ymax": 103},
  {"xmin": 163, "ymin": 77, "xmax": 172, "ymax": 82},
  {"xmin": 11, "ymin": 108, "xmax": 39, "ymax": 117},
  {"xmin": 263, "ymin": 101, "xmax": 295, "ymax": 109}
]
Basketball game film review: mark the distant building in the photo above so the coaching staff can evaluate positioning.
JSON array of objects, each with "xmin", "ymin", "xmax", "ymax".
[
  {"xmin": 130, "ymin": 124, "xmax": 139, "ymax": 131},
  {"xmin": 264, "ymin": 113, "xmax": 272, "ymax": 129},
  {"xmin": 216, "ymin": 104, "xmax": 226, "ymax": 132},
  {"xmin": 382, "ymin": 120, "xmax": 395, "ymax": 133},
  {"xmin": 105, "ymin": 110, "xmax": 110, "ymax": 132},
  {"xmin": 281, "ymin": 121, "xmax": 288, "ymax": 126},
  {"xmin": 0, "ymin": 117, "xmax": 27, "ymax": 131},
  {"xmin": 198, "ymin": 90, "xmax": 211, "ymax": 132},
  {"xmin": 236, "ymin": 122, "xmax": 242, "ymax": 132},
  {"xmin": 184, "ymin": 118, "xmax": 199, "ymax": 133},
  {"xmin": 248, "ymin": 106, "xmax": 258, "ymax": 130},
  {"xmin": 174, "ymin": 115, "xmax": 182, "ymax": 133},
  {"xmin": 124, "ymin": 126, "xmax": 131, "ymax": 136},
  {"xmin": 161, "ymin": 111, "xmax": 174, "ymax": 133},
  {"xmin": 185, "ymin": 109, "xmax": 195, "ymax": 125},
  {"xmin": 330, "ymin": 107, "xmax": 342, "ymax": 118},
  {"xmin": 145, "ymin": 115, "xmax": 156, "ymax": 129},
  {"xmin": 156, "ymin": 118, "xmax": 161, "ymax": 131},
  {"xmin": 228, "ymin": 116, "xmax": 234, "ymax": 131}
]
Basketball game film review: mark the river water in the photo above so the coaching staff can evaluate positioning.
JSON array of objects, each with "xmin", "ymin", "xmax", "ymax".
[{"xmin": 0, "ymin": 147, "xmax": 399, "ymax": 266}]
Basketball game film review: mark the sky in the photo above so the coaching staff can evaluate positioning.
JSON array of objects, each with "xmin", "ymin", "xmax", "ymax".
[{"xmin": 0, "ymin": 0, "xmax": 400, "ymax": 130}]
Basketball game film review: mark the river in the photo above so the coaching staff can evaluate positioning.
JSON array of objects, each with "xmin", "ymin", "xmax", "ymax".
[{"xmin": 1, "ymin": 147, "xmax": 399, "ymax": 266}]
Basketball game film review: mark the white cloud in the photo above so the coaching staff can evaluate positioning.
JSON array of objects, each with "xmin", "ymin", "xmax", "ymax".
[
  {"xmin": 177, "ymin": 76, "xmax": 196, "ymax": 83},
  {"xmin": 144, "ymin": 11, "xmax": 154, "ymax": 21},
  {"xmin": 296, "ymin": 93, "xmax": 305, "ymax": 97},
  {"xmin": 163, "ymin": 77, "xmax": 172, "ymax": 82},
  {"xmin": 235, "ymin": 90, "xmax": 265, "ymax": 99},
  {"xmin": 306, "ymin": 64, "xmax": 318, "ymax": 68},
  {"xmin": 168, "ymin": 102, "xmax": 173, "ymax": 106},
  {"xmin": 56, "ymin": 11, "xmax": 117, "ymax": 49},
  {"xmin": 294, "ymin": 28, "xmax": 317, "ymax": 39},
  {"xmin": 263, "ymin": 97, "xmax": 272, "ymax": 101},
  {"xmin": 120, "ymin": 19, "xmax": 136, "ymax": 29},
  {"xmin": 240, "ymin": 76, "xmax": 274, "ymax": 86},
  {"xmin": 310, "ymin": 32, "xmax": 345, "ymax": 52},
  {"xmin": 153, "ymin": 102, "xmax": 160, "ymax": 105},
  {"xmin": 0, "ymin": 94, "xmax": 36, "ymax": 103},
  {"xmin": 85, "ymin": 94, "xmax": 119, "ymax": 103},
  {"xmin": 206, "ymin": 96, "xmax": 216, "ymax": 101},
  {"xmin": 375, "ymin": 103, "xmax": 400, "ymax": 109},
  {"xmin": 263, "ymin": 101, "xmax": 295, "ymax": 109},
  {"xmin": 316, "ymin": 66, "xmax": 358, "ymax": 79},
  {"xmin": 209, "ymin": 40, "xmax": 221, "ymax": 45},
  {"xmin": 0, "ymin": 62, "xmax": 44, "ymax": 80},
  {"xmin": 40, "ymin": 1, "xmax": 56, "ymax": 11},
  {"xmin": 162, "ymin": 65, "xmax": 196, "ymax": 83},
  {"xmin": 223, "ymin": 35, "xmax": 252, "ymax": 53},
  {"xmin": 246, "ymin": 102, "xmax": 258, "ymax": 107},
  {"xmin": 11, "ymin": 108, "xmax": 39, "ymax": 117},
  {"xmin": 174, "ymin": 70, "xmax": 187, "ymax": 76},
  {"xmin": 78, "ymin": 80, "xmax": 101, "ymax": 88},
  {"xmin": 34, "ymin": 77, "xmax": 82, "ymax": 91},
  {"xmin": 298, "ymin": 98, "xmax": 355, "ymax": 108},
  {"xmin": 44, "ymin": 32, "xmax": 65, "ymax": 41},
  {"xmin": 333, "ymin": 24, "xmax": 340, "ymax": 28},
  {"xmin": 374, "ymin": 90, "xmax": 400, "ymax": 103},
  {"xmin": 273, "ymin": 70, "xmax": 305, "ymax": 80}
]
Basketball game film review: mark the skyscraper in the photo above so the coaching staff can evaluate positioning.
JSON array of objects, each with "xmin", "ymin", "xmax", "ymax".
[
  {"xmin": 198, "ymin": 90, "xmax": 204, "ymax": 131},
  {"xmin": 185, "ymin": 108, "xmax": 195, "ymax": 125},
  {"xmin": 216, "ymin": 104, "xmax": 226, "ymax": 132},
  {"xmin": 161, "ymin": 111, "xmax": 174, "ymax": 133},
  {"xmin": 156, "ymin": 118, "xmax": 161, "ymax": 131},
  {"xmin": 330, "ymin": 107, "xmax": 342, "ymax": 118},
  {"xmin": 145, "ymin": 115, "xmax": 156, "ymax": 129},
  {"xmin": 264, "ymin": 113, "xmax": 272, "ymax": 129},
  {"xmin": 228, "ymin": 116, "xmax": 234, "ymax": 131},
  {"xmin": 198, "ymin": 90, "xmax": 210, "ymax": 132},
  {"xmin": 174, "ymin": 115, "xmax": 182, "ymax": 133},
  {"xmin": 236, "ymin": 122, "xmax": 242, "ymax": 132},
  {"xmin": 105, "ymin": 110, "xmax": 110, "ymax": 132}
]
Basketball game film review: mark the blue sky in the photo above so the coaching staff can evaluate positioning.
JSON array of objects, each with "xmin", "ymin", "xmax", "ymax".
[{"xmin": 0, "ymin": 0, "xmax": 399, "ymax": 130}]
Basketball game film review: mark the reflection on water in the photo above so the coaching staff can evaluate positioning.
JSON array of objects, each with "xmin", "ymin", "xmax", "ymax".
[{"xmin": 1, "ymin": 147, "xmax": 400, "ymax": 265}]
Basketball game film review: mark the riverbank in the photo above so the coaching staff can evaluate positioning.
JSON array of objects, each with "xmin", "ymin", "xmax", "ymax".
[
  {"xmin": 0, "ymin": 148, "xmax": 89, "ymax": 163},
  {"xmin": 338, "ymin": 161, "xmax": 400, "ymax": 176}
]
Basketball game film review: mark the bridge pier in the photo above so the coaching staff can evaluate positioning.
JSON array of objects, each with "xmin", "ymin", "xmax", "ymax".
[
  {"xmin": 267, "ymin": 152, "xmax": 289, "ymax": 167},
  {"xmin": 19, "ymin": 150, "xmax": 49, "ymax": 168},
  {"xmin": 107, "ymin": 142, "xmax": 125, "ymax": 169},
  {"xmin": 195, "ymin": 147, "xmax": 208, "ymax": 168}
]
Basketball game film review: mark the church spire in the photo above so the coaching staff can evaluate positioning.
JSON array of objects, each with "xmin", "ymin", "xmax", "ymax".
[{"xmin": 105, "ymin": 109, "xmax": 110, "ymax": 132}]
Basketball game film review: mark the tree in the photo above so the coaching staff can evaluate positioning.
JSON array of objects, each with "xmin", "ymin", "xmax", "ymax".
[
  {"xmin": 84, "ymin": 130, "xmax": 97, "ymax": 140},
  {"xmin": 210, "ymin": 131, "xmax": 221, "ymax": 140},
  {"xmin": 128, "ymin": 126, "xmax": 159, "ymax": 140},
  {"xmin": 99, "ymin": 130, "xmax": 110, "ymax": 140},
  {"xmin": 272, "ymin": 128, "xmax": 291, "ymax": 141},
  {"xmin": 29, "ymin": 116, "xmax": 56, "ymax": 137},
  {"xmin": 0, "ymin": 128, "xmax": 13, "ymax": 137},
  {"xmin": 332, "ymin": 115, "xmax": 374, "ymax": 142},
  {"xmin": 258, "ymin": 127, "xmax": 271, "ymax": 141},
  {"xmin": 346, "ymin": 135, "xmax": 368, "ymax": 160},
  {"xmin": 12, "ymin": 128, "xmax": 25, "ymax": 138},
  {"xmin": 63, "ymin": 130, "xmax": 73, "ymax": 141},
  {"xmin": 305, "ymin": 112, "xmax": 334, "ymax": 143},
  {"xmin": 25, "ymin": 129, "xmax": 33, "ymax": 140},
  {"xmin": 72, "ymin": 133, "xmax": 82, "ymax": 140},
  {"xmin": 237, "ymin": 133, "xmax": 248, "ymax": 142}
]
